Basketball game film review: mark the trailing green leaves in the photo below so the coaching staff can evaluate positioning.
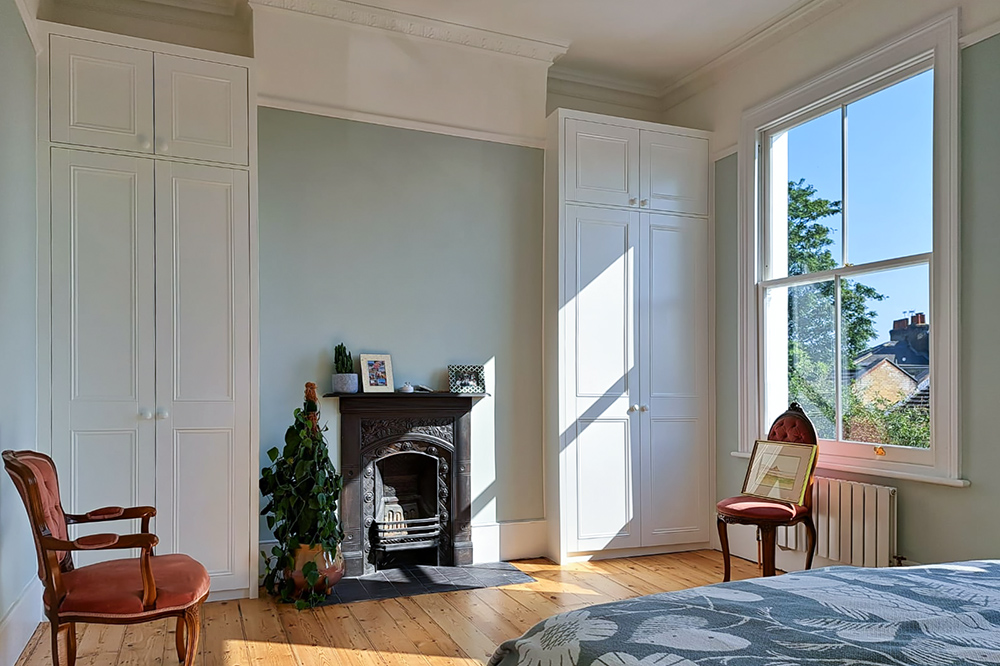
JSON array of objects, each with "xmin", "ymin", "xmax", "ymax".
[{"xmin": 259, "ymin": 386, "xmax": 344, "ymax": 608}]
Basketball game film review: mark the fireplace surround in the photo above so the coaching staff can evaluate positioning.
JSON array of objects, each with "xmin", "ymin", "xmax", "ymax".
[{"xmin": 336, "ymin": 393, "xmax": 476, "ymax": 577}]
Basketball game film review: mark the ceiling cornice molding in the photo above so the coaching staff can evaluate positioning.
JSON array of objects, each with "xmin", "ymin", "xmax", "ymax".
[
  {"xmin": 547, "ymin": 70, "xmax": 662, "ymax": 113},
  {"xmin": 248, "ymin": 0, "xmax": 569, "ymax": 63},
  {"xmin": 548, "ymin": 65, "xmax": 662, "ymax": 99},
  {"xmin": 658, "ymin": 0, "xmax": 850, "ymax": 108}
]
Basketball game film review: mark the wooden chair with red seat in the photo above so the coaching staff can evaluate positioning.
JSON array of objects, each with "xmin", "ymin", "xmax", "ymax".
[
  {"xmin": 716, "ymin": 402, "xmax": 819, "ymax": 582},
  {"xmin": 3, "ymin": 449, "xmax": 210, "ymax": 666}
]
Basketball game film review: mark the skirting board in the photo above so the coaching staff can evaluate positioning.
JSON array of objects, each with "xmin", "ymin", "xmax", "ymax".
[
  {"xmin": 0, "ymin": 578, "xmax": 42, "ymax": 666},
  {"xmin": 472, "ymin": 520, "xmax": 548, "ymax": 563}
]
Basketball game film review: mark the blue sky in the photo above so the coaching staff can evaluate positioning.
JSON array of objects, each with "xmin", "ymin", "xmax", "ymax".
[{"xmin": 785, "ymin": 69, "xmax": 934, "ymax": 348}]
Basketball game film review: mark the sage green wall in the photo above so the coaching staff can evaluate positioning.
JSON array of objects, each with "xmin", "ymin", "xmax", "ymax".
[
  {"xmin": 257, "ymin": 108, "xmax": 545, "ymax": 534},
  {"xmin": 714, "ymin": 34, "xmax": 1000, "ymax": 564},
  {"xmin": 0, "ymin": 0, "xmax": 38, "ymax": 658}
]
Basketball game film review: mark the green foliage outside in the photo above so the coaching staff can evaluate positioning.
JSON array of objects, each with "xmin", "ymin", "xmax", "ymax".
[
  {"xmin": 260, "ymin": 385, "xmax": 344, "ymax": 608},
  {"xmin": 785, "ymin": 179, "xmax": 929, "ymax": 448}
]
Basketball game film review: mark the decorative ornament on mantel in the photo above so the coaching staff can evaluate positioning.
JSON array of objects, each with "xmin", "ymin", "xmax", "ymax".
[{"xmin": 332, "ymin": 342, "xmax": 358, "ymax": 394}]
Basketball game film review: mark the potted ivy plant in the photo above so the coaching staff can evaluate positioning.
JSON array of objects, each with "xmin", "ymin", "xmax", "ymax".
[
  {"xmin": 332, "ymin": 343, "xmax": 358, "ymax": 394},
  {"xmin": 260, "ymin": 382, "xmax": 345, "ymax": 608}
]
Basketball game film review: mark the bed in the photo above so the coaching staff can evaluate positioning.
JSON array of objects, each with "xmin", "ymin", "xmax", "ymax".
[{"xmin": 488, "ymin": 560, "xmax": 1000, "ymax": 666}]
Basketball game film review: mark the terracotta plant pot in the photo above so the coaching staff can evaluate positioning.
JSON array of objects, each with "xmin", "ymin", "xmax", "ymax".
[{"xmin": 289, "ymin": 545, "xmax": 344, "ymax": 596}]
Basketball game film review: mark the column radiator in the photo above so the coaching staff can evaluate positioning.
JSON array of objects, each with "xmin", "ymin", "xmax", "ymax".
[{"xmin": 777, "ymin": 477, "xmax": 897, "ymax": 568}]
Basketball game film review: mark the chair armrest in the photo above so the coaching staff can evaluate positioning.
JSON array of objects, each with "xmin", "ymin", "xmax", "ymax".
[
  {"xmin": 65, "ymin": 505, "xmax": 156, "ymax": 524},
  {"xmin": 40, "ymin": 532, "xmax": 158, "ymax": 553},
  {"xmin": 41, "ymin": 533, "xmax": 159, "ymax": 609}
]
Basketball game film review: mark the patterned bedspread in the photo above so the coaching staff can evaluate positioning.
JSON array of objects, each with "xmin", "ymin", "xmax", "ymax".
[{"xmin": 488, "ymin": 560, "xmax": 1000, "ymax": 666}]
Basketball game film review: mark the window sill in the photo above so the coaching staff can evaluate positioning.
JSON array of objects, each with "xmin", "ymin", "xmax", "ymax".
[{"xmin": 729, "ymin": 450, "xmax": 970, "ymax": 488}]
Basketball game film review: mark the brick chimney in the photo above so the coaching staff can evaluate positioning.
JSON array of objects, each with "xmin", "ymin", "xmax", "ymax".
[{"xmin": 889, "ymin": 312, "xmax": 929, "ymax": 355}]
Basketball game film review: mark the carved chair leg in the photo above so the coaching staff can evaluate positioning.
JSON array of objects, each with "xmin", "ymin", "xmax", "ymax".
[
  {"xmin": 67, "ymin": 623, "xmax": 77, "ymax": 665},
  {"xmin": 182, "ymin": 603, "xmax": 202, "ymax": 666},
  {"xmin": 175, "ymin": 616, "xmax": 186, "ymax": 663},
  {"xmin": 50, "ymin": 620, "xmax": 73, "ymax": 666},
  {"xmin": 803, "ymin": 515, "xmax": 817, "ymax": 570},
  {"xmin": 760, "ymin": 525, "xmax": 778, "ymax": 577},
  {"xmin": 717, "ymin": 517, "xmax": 732, "ymax": 582}
]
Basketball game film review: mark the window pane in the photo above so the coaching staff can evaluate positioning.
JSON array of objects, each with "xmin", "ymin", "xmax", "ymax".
[
  {"xmin": 768, "ymin": 109, "xmax": 843, "ymax": 279},
  {"xmin": 846, "ymin": 70, "xmax": 933, "ymax": 265},
  {"xmin": 764, "ymin": 280, "xmax": 836, "ymax": 439},
  {"xmin": 842, "ymin": 264, "xmax": 930, "ymax": 448}
]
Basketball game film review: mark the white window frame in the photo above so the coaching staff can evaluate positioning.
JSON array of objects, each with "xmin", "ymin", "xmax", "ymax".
[{"xmin": 736, "ymin": 12, "xmax": 965, "ymax": 487}]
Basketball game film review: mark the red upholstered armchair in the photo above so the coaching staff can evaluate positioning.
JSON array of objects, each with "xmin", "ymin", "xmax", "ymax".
[
  {"xmin": 716, "ymin": 403, "xmax": 819, "ymax": 581},
  {"xmin": 3, "ymin": 450, "xmax": 210, "ymax": 666}
]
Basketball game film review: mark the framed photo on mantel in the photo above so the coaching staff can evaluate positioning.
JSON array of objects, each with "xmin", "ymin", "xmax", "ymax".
[
  {"xmin": 359, "ymin": 354, "xmax": 394, "ymax": 393},
  {"xmin": 448, "ymin": 365, "xmax": 486, "ymax": 394}
]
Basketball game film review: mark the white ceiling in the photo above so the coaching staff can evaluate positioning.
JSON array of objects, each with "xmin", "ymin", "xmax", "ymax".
[{"xmin": 344, "ymin": 0, "xmax": 816, "ymax": 92}]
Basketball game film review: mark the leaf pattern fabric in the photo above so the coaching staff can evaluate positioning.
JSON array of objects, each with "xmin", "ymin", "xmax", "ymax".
[{"xmin": 488, "ymin": 561, "xmax": 1000, "ymax": 666}]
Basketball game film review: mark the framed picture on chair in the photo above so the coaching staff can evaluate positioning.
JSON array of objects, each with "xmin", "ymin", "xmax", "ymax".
[{"xmin": 742, "ymin": 440, "xmax": 817, "ymax": 505}]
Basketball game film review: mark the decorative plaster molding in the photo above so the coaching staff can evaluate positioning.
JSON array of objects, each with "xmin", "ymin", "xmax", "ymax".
[
  {"xmin": 248, "ymin": 0, "xmax": 568, "ymax": 63},
  {"xmin": 659, "ymin": 0, "xmax": 850, "ymax": 109}
]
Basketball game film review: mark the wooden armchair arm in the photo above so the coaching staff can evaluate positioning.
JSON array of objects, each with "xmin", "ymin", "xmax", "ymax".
[
  {"xmin": 41, "ymin": 532, "xmax": 158, "ymax": 552},
  {"xmin": 66, "ymin": 505, "xmax": 156, "ymax": 532},
  {"xmin": 41, "ymin": 533, "xmax": 159, "ymax": 609}
]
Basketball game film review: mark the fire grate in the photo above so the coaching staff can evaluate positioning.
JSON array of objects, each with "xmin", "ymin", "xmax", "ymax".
[{"xmin": 374, "ymin": 515, "xmax": 441, "ymax": 552}]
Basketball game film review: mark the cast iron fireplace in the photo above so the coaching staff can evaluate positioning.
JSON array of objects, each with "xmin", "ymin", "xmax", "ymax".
[{"xmin": 336, "ymin": 394, "xmax": 475, "ymax": 577}]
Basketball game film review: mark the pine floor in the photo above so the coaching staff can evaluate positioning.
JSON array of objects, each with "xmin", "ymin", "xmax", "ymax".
[{"xmin": 16, "ymin": 550, "xmax": 764, "ymax": 666}]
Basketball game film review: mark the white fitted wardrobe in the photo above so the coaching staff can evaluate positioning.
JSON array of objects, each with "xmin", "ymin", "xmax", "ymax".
[
  {"xmin": 42, "ymin": 29, "xmax": 258, "ymax": 598},
  {"xmin": 544, "ymin": 109, "xmax": 711, "ymax": 562}
]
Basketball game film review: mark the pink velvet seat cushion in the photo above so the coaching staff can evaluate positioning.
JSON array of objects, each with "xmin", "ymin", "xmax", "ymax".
[
  {"xmin": 717, "ymin": 496, "xmax": 809, "ymax": 522},
  {"xmin": 49, "ymin": 554, "xmax": 210, "ymax": 619}
]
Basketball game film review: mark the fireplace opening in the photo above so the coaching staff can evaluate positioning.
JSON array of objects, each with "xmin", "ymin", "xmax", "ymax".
[{"xmin": 371, "ymin": 452, "xmax": 442, "ymax": 568}]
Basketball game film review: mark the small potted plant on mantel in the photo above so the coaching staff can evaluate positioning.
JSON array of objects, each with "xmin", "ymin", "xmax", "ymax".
[
  {"xmin": 332, "ymin": 343, "xmax": 358, "ymax": 394},
  {"xmin": 260, "ymin": 382, "xmax": 344, "ymax": 609}
]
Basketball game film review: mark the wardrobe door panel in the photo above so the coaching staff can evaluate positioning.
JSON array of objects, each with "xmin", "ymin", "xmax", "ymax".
[
  {"xmin": 50, "ymin": 36, "xmax": 154, "ymax": 153},
  {"xmin": 154, "ymin": 54, "xmax": 249, "ymax": 165},
  {"xmin": 155, "ymin": 161, "xmax": 251, "ymax": 592},
  {"xmin": 50, "ymin": 148, "xmax": 156, "ymax": 564},
  {"xmin": 641, "ymin": 130, "xmax": 708, "ymax": 216},
  {"xmin": 565, "ymin": 120, "xmax": 639, "ymax": 207}
]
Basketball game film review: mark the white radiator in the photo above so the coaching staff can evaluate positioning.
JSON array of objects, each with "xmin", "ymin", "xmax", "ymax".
[{"xmin": 777, "ymin": 477, "xmax": 897, "ymax": 567}]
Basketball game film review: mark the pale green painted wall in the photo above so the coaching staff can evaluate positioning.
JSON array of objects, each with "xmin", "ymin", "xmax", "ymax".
[
  {"xmin": 257, "ymin": 108, "xmax": 545, "ymax": 533},
  {"xmin": 714, "ymin": 34, "xmax": 1000, "ymax": 564},
  {"xmin": 0, "ymin": 0, "xmax": 37, "ymax": 652}
]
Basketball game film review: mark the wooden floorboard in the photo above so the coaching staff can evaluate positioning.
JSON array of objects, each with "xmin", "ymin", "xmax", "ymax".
[{"xmin": 17, "ymin": 549, "xmax": 763, "ymax": 666}]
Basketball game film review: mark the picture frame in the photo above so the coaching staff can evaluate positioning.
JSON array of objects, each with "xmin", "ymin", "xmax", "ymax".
[
  {"xmin": 359, "ymin": 354, "xmax": 394, "ymax": 393},
  {"xmin": 742, "ymin": 439, "xmax": 817, "ymax": 505},
  {"xmin": 448, "ymin": 365, "xmax": 486, "ymax": 394}
]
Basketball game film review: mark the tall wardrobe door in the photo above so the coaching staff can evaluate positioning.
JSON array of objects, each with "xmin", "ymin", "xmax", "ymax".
[
  {"xmin": 51, "ymin": 148, "xmax": 156, "ymax": 566},
  {"xmin": 564, "ymin": 205, "xmax": 642, "ymax": 553},
  {"xmin": 154, "ymin": 162, "xmax": 251, "ymax": 593},
  {"xmin": 638, "ymin": 213, "xmax": 710, "ymax": 546}
]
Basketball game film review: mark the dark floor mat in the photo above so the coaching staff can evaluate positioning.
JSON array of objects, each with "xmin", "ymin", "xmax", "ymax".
[{"xmin": 320, "ymin": 562, "xmax": 535, "ymax": 605}]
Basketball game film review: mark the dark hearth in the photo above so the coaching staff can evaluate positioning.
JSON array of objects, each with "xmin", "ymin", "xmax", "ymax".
[{"xmin": 337, "ymin": 394, "xmax": 475, "ymax": 577}]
